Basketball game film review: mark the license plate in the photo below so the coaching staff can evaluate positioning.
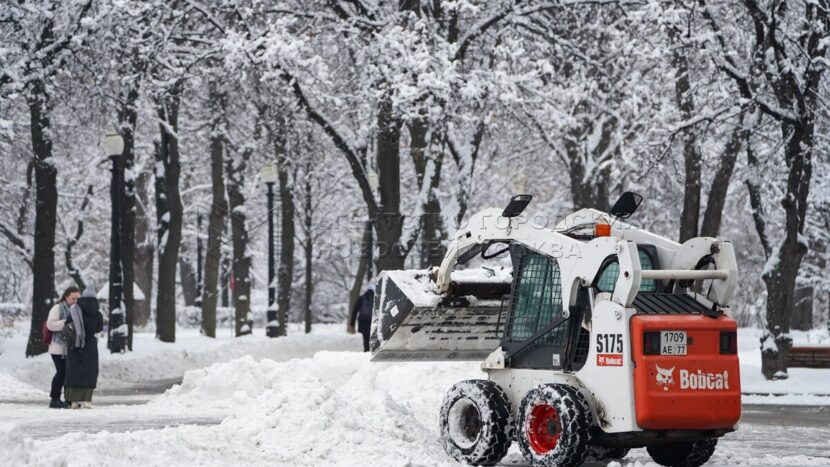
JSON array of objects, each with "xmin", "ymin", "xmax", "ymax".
[{"xmin": 660, "ymin": 331, "xmax": 687, "ymax": 355}]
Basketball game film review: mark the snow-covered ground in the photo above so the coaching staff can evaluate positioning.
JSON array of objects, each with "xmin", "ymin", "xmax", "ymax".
[
  {"xmin": 0, "ymin": 322, "xmax": 362, "ymax": 399},
  {"xmin": 1, "ymin": 324, "xmax": 829, "ymax": 466},
  {"xmin": 738, "ymin": 328, "xmax": 830, "ymax": 405}
]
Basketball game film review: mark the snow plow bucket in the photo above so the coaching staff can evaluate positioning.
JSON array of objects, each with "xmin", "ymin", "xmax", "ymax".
[{"xmin": 370, "ymin": 269, "xmax": 510, "ymax": 362}]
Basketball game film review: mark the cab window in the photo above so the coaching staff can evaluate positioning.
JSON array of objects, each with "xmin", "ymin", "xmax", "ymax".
[
  {"xmin": 508, "ymin": 252, "xmax": 567, "ymax": 346},
  {"xmin": 595, "ymin": 250, "xmax": 658, "ymax": 293}
]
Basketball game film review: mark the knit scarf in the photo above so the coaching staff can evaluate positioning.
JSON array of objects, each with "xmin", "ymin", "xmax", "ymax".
[{"xmin": 68, "ymin": 304, "xmax": 86, "ymax": 350}]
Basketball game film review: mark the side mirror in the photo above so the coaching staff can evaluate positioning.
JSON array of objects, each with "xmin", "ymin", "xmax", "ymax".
[
  {"xmin": 610, "ymin": 192, "xmax": 643, "ymax": 219},
  {"xmin": 502, "ymin": 194, "xmax": 533, "ymax": 218}
]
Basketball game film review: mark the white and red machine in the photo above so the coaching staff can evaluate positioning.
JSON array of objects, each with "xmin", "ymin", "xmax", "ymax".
[{"xmin": 371, "ymin": 193, "xmax": 741, "ymax": 467}]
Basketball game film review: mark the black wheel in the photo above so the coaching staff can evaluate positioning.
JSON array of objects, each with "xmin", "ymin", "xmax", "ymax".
[
  {"xmin": 647, "ymin": 438, "xmax": 718, "ymax": 467},
  {"xmin": 586, "ymin": 446, "xmax": 630, "ymax": 462},
  {"xmin": 439, "ymin": 379, "xmax": 513, "ymax": 466},
  {"xmin": 517, "ymin": 384, "xmax": 592, "ymax": 467}
]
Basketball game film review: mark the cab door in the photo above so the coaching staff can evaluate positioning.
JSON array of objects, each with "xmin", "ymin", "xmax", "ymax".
[{"xmin": 501, "ymin": 245, "xmax": 573, "ymax": 369}]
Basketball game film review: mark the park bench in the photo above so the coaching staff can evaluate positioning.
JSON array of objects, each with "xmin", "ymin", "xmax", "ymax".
[{"xmin": 787, "ymin": 346, "xmax": 830, "ymax": 368}]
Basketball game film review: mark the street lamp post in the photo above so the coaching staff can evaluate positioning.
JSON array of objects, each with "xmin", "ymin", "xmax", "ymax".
[
  {"xmin": 103, "ymin": 129, "xmax": 125, "ymax": 353},
  {"xmin": 261, "ymin": 162, "xmax": 279, "ymax": 337}
]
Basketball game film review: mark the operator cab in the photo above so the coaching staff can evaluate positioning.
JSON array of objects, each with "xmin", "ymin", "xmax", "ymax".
[{"xmin": 493, "ymin": 192, "xmax": 650, "ymax": 372}]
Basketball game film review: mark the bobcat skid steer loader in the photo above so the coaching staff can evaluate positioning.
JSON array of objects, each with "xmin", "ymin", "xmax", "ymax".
[{"xmin": 370, "ymin": 193, "xmax": 741, "ymax": 467}]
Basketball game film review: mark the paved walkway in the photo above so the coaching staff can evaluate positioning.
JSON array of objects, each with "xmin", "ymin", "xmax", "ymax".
[{"xmin": 1, "ymin": 376, "xmax": 225, "ymax": 440}]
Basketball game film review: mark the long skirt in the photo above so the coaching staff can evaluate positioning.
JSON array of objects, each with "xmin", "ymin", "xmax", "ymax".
[{"xmin": 65, "ymin": 387, "xmax": 94, "ymax": 402}]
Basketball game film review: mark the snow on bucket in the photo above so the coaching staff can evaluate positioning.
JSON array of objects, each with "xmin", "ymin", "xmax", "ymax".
[{"xmin": 370, "ymin": 269, "xmax": 511, "ymax": 362}]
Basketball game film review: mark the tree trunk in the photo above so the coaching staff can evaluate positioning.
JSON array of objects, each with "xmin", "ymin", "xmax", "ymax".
[
  {"xmin": 133, "ymin": 170, "xmax": 153, "ymax": 328},
  {"xmin": 700, "ymin": 119, "xmax": 744, "ymax": 238},
  {"xmin": 760, "ymin": 120, "xmax": 814, "ymax": 379},
  {"xmin": 220, "ymin": 256, "xmax": 230, "ymax": 308},
  {"xmin": 200, "ymin": 86, "xmax": 227, "ymax": 338},
  {"xmin": 25, "ymin": 79, "xmax": 57, "ymax": 357},
  {"xmin": 276, "ymin": 141, "xmax": 294, "ymax": 338},
  {"xmin": 179, "ymin": 250, "xmax": 197, "ymax": 307},
  {"xmin": 348, "ymin": 221, "xmax": 373, "ymax": 317},
  {"xmin": 154, "ymin": 83, "xmax": 184, "ymax": 343},
  {"xmin": 446, "ymin": 122, "xmax": 484, "ymax": 226},
  {"xmin": 118, "ymin": 84, "xmax": 139, "ymax": 350},
  {"xmin": 410, "ymin": 117, "xmax": 446, "ymax": 268},
  {"xmin": 564, "ymin": 123, "xmax": 612, "ymax": 212},
  {"xmin": 303, "ymin": 162, "xmax": 313, "ymax": 334},
  {"xmin": 670, "ymin": 29, "xmax": 702, "ymax": 243},
  {"xmin": 65, "ymin": 185, "xmax": 93, "ymax": 290},
  {"xmin": 744, "ymin": 125, "xmax": 773, "ymax": 257},
  {"xmin": 373, "ymin": 94, "xmax": 405, "ymax": 272},
  {"xmin": 226, "ymin": 148, "xmax": 253, "ymax": 337}
]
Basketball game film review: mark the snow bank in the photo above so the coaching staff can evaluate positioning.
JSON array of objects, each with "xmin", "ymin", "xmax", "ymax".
[
  {"xmin": 9, "ymin": 352, "xmax": 483, "ymax": 466},
  {"xmin": 6, "ymin": 325, "xmax": 361, "ymax": 393},
  {"xmin": 0, "ymin": 372, "xmax": 46, "ymax": 400},
  {"xmin": 5, "ymin": 346, "xmax": 830, "ymax": 466},
  {"xmin": 152, "ymin": 352, "xmax": 485, "ymax": 465},
  {"xmin": 0, "ymin": 424, "xmax": 35, "ymax": 465}
]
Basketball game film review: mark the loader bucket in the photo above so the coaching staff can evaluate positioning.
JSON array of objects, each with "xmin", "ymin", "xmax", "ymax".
[{"xmin": 370, "ymin": 269, "xmax": 510, "ymax": 362}]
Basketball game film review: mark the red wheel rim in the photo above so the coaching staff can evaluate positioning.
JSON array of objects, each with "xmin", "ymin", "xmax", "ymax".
[{"xmin": 527, "ymin": 404, "xmax": 561, "ymax": 454}]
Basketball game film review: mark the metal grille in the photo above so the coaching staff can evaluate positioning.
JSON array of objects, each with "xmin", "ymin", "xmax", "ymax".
[
  {"xmin": 507, "ymin": 252, "xmax": 567, "ymax": 346},
  {"xmin": 571, "ymin": 328, "xmax": 590, "ymax": 368},
  {"xmin": 632, "ymin": 293, "xmax": 711, "ymax": 314},
  {"xmin": 595, "ymin": 250, "xmax": 658, "ymax": 293}
]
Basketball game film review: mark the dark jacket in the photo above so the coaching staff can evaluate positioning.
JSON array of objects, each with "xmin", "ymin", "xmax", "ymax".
[
  {"xmin": 350, "ymin": 290, "xmax": 374, "ymax": 334},
  {"xmin": 65, "ymin": 295, "xmax": 104, "ymax": 389}
]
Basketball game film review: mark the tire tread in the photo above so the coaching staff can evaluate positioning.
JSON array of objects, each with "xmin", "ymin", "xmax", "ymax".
[
  {"xmin": 517, "ymin": 383, "xmax": 592, "ymax": 467},
  {"xmin": 439, "ymin": 379, "xmax": 513, "ymax": 466},
  {"xmin": 647, "ymin": 438, "xmax": 718, "ymax": 467}
]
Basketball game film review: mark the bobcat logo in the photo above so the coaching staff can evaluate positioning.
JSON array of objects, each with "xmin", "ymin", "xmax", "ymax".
[{"xmin": 655, "ymin": 365, "xmax": 675, "ymax": 391}]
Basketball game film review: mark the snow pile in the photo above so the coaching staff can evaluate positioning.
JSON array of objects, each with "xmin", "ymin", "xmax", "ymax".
[
  {"xmin": 157, "ymin": 352, "xmax": 365, "ymax": 409},
  {"xmin": 451, "ymin": 266, "xmax": 512, "ymax": 284},
  {"xmin": 150, "ymin": 352, "xmax": 484, "ymax": 465},
  {"xmin": 380, "ymin": 266, "xmax": 512, "ymax": 309},
  {"xmin": 382, "ymin": 270, "xmax": 443, "ymax": 308},
  {"xmin": 0, "ymin": 372, "xmax": 47, "ymax": 400},
  {"xmin": 0, "ymin": 424, "xmax": 35, "ymax": 465},
  {"xmin": 7, "ymin": 325, "xmax": 360, "ymax": 392},
  {"xmin": 1, "ymin": 351, "xmax": 484, "ymax": 466},
  {"xmin": 4, "ymin": 345, "xmax": 830, "ymax": 465}
]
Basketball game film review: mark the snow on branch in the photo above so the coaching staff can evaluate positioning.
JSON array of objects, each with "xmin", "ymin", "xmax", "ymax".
[
  {"xmin": 400, "ymin": 154, "xmax": 440, "ymax": 252},
  {"xmin": 698, "ymin": 0, "xmax": 802, "ymax": 126},
  {"xmin": 454, "ymin": 0, "xmax": 646, "ymax": 62},
  {"xmin": 0, "ymin": 0, "xmax": 94, "ymax": 96},
  {"xmin": 283, "ymin": 74, "xmax": 379, "ymax": 217},
  {"xmin": 65, "ymin": 184, "xmax": 94, "ymax": 290},
  {"xmin": 0, "ymin": 222, "xmax": 31, "ymax": 269}
]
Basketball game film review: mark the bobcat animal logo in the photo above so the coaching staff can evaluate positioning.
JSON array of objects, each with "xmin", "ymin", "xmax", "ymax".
[{"xmin": 655, "ymin": 365, "xmax": 675, "ymax": 391}]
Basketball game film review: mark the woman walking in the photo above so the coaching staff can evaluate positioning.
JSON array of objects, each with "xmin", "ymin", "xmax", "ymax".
[
  {"xmin": 46, "ymin": 286, "xmax": 80, "ymax": 408},
  {"xmin": 348, "ymin": 284, "xmax": 375, "ymax": 352},
  {"xmin": 64, "ymin": 285, "xmax": 104, "ymax": 409}
]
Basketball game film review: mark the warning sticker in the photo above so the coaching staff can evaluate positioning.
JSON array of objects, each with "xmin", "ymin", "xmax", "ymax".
[{"xmin": 597, "ymin": 354, "xmax": 624, "ymax": 366}]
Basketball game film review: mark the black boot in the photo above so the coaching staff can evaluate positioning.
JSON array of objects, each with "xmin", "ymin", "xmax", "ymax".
[{"xmin": 49, "ymin": 398, "xmax": 63, "ymax": 409}]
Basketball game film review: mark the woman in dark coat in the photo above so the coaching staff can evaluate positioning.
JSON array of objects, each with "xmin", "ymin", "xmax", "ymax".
[
  {"xmin": 348, "ymin": 284, "xmax": 375, "ymax": 352},
  {"xmin": 65, "ymin": 286, "xmax": 104, "ymax": 408}
]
